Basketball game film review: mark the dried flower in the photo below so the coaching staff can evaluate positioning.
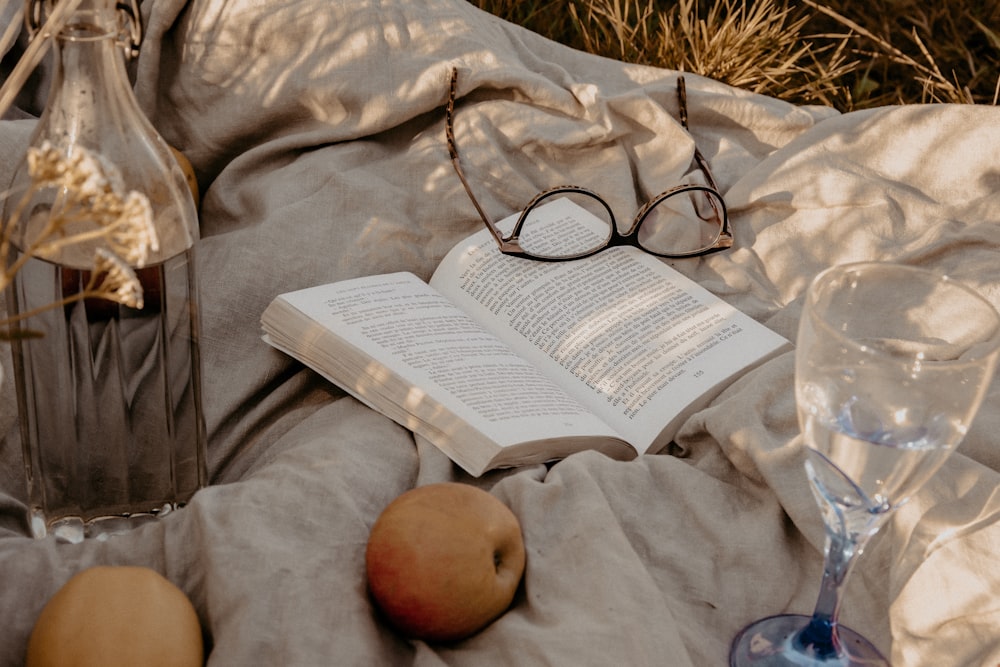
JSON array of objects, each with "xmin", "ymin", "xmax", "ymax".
[
  {"xmin": 91, "ymin": 248, "xmax": 144, "ymax": 309},
  {"xmin": 0, "ymin": 142, "xmax": 157, "ymax": 339},
  {"xmin": 112, "ymin": 191, "xmax": 158, "ymax": 265}
]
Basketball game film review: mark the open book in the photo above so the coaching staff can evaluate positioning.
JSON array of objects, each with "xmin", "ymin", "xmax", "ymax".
[{"xmin": 261, "ymin": 198, "xmax": 790, "ymax": 476}]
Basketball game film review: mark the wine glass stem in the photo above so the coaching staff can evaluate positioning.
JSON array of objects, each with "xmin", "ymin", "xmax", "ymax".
[{"xmin": 793, "ymin": 528, "xmax": 861, "ymax": 658}]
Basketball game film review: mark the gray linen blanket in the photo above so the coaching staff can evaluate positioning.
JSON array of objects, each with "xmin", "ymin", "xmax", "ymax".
[{"xmin": 1, "ymin": 0, "xmax": 999, "ymax": 665}]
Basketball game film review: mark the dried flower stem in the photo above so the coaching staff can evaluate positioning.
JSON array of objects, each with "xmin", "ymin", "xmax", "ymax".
[{"xmin": 0, "ymin": 267, "xmax": 139, "ymax": 329}]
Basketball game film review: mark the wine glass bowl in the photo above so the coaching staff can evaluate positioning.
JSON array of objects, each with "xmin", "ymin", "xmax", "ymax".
[{"xmin": 730, "ymin": 262, "xmax": 1000, "ymax": 666}]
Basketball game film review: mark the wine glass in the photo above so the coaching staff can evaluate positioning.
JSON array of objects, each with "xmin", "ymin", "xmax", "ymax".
[{"xmin": 730, "ymin": 261, "xmax": 1000, "ymax": 666}]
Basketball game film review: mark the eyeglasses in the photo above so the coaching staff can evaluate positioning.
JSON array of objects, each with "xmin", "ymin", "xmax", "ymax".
[{"xmin": 445, "ymin": 68, "xmax": 732, "ymax": 262}]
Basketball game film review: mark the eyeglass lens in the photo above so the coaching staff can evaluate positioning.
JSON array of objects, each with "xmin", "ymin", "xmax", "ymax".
[
  {"xmin": 515, "ymin": 191, "xmax": 613, "ymax": 259},
  {"xmin": 635, "ymin": 187, "xmax": 726, "ymax": 256}
]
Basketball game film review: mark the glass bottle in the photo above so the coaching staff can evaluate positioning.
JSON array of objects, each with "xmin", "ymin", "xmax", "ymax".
[{"xmin": 3, "ymin": 0, "xmax": 206, "ymax": 542}]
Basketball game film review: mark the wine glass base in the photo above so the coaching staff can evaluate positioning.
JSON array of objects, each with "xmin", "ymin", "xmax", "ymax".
[{"xmin": 730, "ymin": 614, "xmax": 889, "ymax": 666}]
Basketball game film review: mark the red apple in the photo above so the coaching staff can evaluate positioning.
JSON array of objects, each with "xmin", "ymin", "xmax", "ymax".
[{"xmin": 365, "ymin": 482, "xmax": 526, "ymax": 642}]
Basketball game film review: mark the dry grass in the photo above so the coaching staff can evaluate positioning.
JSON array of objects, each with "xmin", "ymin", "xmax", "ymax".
[
  {"xmin": 804, "ymin": 0, "xmax": 1000, "ymax": 107},
  {"xmin": 470, "ymin": 0, "xmax": 1000, "ymax": 111}
]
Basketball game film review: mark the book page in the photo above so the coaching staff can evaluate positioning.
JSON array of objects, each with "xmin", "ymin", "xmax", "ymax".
[
  {"xmin": 430, "ymin": 197, "xmax": 789, "ymax": 452},
  {"xmin": 270, "ymin": 273, "xmax": 626, "ymax": 453}
]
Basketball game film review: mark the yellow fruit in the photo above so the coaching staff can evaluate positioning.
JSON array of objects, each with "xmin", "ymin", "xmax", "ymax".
[
  {"xmin": 365, "ymin": 482, "xmax": 526, "ymax": 642},
  {"xmin": 26, "ymin": 565, "xmax": 203, "ymax": 667}
]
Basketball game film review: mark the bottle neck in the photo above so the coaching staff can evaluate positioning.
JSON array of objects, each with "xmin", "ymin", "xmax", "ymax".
[{"xmin": 41, "ymin": 1, "xmax": 137, "ymax": 146}]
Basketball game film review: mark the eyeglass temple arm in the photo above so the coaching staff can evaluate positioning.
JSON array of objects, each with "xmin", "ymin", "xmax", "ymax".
[
  {"xmin": 446, "ymin": 68, "xmax": 511, "ymax": 250},
  {"xmin": 676, "ymin": 75, "xmax": 722, "ymax": 194},
  {"xmin": 677, "ymin": 74, "xmax": 731, "ymax": 245}
]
